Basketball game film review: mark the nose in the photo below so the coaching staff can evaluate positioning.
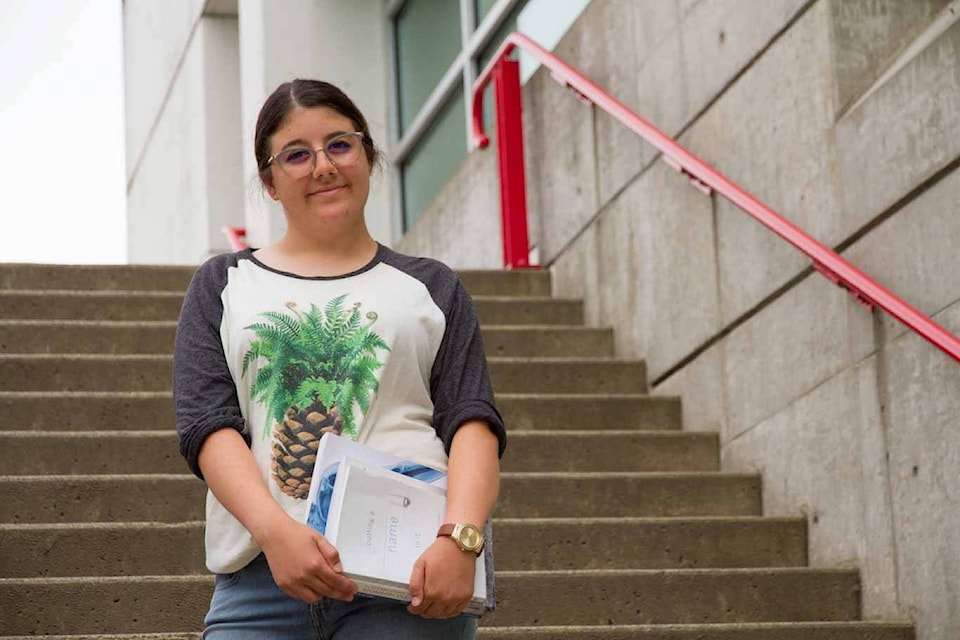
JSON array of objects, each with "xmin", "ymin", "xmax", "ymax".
[{"xmin": 313, "ymin": 149, "xmax": 338, "ymax": 177}]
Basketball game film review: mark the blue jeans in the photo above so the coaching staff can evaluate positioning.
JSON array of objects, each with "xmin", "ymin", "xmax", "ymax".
[{"xmin": 203, "ymin": 554, "xmax": 478, "ymax": 640}]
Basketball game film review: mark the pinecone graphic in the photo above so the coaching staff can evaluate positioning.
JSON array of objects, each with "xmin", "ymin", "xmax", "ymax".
[{"xmin": 271, "ymin": 401, "xmax": 342, "ymax": 499}]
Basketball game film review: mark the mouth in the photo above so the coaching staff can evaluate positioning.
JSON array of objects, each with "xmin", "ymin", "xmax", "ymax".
[{"xmin": 308, "ymin": 185, "xmax": 346, "ymax": 197}]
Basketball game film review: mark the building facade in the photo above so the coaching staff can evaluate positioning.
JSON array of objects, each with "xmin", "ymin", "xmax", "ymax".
[{"xmin": 124, "ymin": 1, "xmax": 960, "ymax": 639}]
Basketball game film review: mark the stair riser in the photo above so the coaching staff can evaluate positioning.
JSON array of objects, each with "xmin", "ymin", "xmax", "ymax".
[
  {"xmin": 0, "ymin": 434, "xmax": 184, "ymax": 475},
  {"xmin": 3, "ymin": 394, "xmax": 681, "ymax": 433},
  {"xmin": 0, "ymin": 394, "xmax": 173, "ymax": 432},
  {"xmin": 0, "ymin": 293, "xmax": 184, "ymax": 321},
  {"xmin": 494, "ymin": 519, "xmax": 807, "ymax": 571},
  {"xmin": 459, "ymin": 271, "xmax": 552, "ymax": 297},
  {"xmin": 491, "ymin": 361, "xmax": 647, "ymax": 394},
  {"xmin": 498, "ymin": 396, "xmax": 682, "ymax": 431},
  {"xmin": 0, "ymin": 358, "xmax": 645, "ymax": 394},
  {"xmin": 476, "ymin": 625, "xmax": 916, "ymax": 639},
  {"xmin": 0, "ymin": 265, "xmax": 196, "ymax": 292},
  {"xmin": 0, "ymin": 293, "xmax": 578, "ymax": 326},
  {"xmin": 483, "ymin": 571, "xmax": 861, "ymax": 627},
  {"xmin": 0, "ymin": 525, "xmax": 205, "ymax": 578},
  {"xmin": 477, "ymin": 300, "xmax": 582, "ymax": 326},
  {"xmin": 497, "ymin": 475, "xmax": 761, "ymax": 519},
  {"xmin": 0, "ymin": 474, "xmax": 760, "ymax": 524},
  {"xmin": 0, "ymin": 358, "xmax": 172, "ymax": 392},
  {"xmin": 0, "ymin": 578, "xmax": 211, "ymax": 636},
  {"xmin": 0, "ymin": 266, "xmax": 548, "ymax": 297},
  {"xmin": 0, "ymin": 432, "xmax": 716, "ymax": 475},
  {"xmin": 0, "ymin": 324, "xmax": 610, "ymax": 358},
  {"xmin": 482, "ymin": 328, "xmax": 613, "ymax": 358},
  {"xmin": 1, "ymin": 519, "xmax": 807, "ymax": 577},
  {"xmin": 0, "ymin": 571, "xmax": 860, "ymax": 635},
  {"xmin": 504, "ymin": 432, "xmax": 718, "ymax": 472},
  {"xmin": 0, "ymin": 324, "xmax": 175, "ymax": 355}
]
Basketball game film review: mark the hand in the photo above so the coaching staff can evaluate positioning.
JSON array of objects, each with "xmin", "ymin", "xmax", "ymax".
[
  {"xmin": 407, "ymin": 537, "xmax": 477, "ymax": 618},
  {"xmin": 258, "ymin": 516, "xmax": 358, "ymax": 603}
]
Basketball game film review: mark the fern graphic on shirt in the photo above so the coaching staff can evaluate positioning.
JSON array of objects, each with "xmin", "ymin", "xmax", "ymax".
[{"xmin": 241, "ymin": 295, "xmax": 390, "ymax": 499}]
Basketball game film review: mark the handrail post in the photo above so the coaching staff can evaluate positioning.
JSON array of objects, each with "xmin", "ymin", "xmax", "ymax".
[{"xmin": 493, "ymin": 58, "xmax": 531, "ymax": 268}]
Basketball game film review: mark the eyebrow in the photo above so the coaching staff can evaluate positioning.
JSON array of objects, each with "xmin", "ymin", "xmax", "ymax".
[{"xmin": 278, "ymin": 130, "xmax": 352, "ymax": 152}]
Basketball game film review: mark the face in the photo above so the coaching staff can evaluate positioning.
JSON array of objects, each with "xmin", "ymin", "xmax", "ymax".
[{"xmin": 265, "ymin": 106, "xmax": 372, "ymax": 230}]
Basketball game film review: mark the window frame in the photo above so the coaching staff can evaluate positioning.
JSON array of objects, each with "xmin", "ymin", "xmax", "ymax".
[{"xmin": 387, "ymin": 0, "xmax": 525, "ymax": 238}]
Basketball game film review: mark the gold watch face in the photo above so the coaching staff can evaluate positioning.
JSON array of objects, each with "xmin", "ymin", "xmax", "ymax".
[{"xmin": 456, "ymin": 524, "xmax": 483, "ymax": 551}]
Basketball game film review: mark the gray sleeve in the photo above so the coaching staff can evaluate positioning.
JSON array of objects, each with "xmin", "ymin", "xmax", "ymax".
[
  {"xmin": 429, "ymin": 277, "xmax": 507, "ymax": 458},
  {"xmin": 173, "ymin": 255, "xmax": 248, "ymax": 480}
]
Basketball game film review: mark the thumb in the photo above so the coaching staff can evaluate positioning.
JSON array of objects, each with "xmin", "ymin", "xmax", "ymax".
[
  {"xmin": 408, "ymin": 557, "xmax": 425, "ymax": 607},
  {"xmin": 315, "ymin": 534, "xmax": 343, "ymax": 573}
]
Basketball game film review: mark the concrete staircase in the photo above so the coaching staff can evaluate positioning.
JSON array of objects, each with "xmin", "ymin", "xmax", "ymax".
[{"xmin": 0, "ymin": 264, "xmax": 915, "ymax": 639}]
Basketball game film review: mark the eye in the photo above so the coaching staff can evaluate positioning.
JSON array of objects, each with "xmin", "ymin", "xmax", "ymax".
[
  {"xmin": 279, "ymin": 148, "xmax": 312, "ymax": 164},
  {"xmin": 326, "ymin": 137, "xmax": 354, "ymax": 155}
]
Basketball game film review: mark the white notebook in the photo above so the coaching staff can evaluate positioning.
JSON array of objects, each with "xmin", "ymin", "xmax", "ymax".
[{"xmin": 323, "ymin": 456, "xmax": 487, "ymax": 616}]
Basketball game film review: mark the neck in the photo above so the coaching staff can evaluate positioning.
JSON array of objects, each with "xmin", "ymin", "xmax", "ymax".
[{"xmin": 262, "ymin": 220, "xmax": 379, "ymax": 277}]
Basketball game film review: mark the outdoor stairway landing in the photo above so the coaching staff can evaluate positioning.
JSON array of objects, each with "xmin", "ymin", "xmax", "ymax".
[{"xmin": 0, "ymin": 263, "xmax": 915, "ymax": 639}]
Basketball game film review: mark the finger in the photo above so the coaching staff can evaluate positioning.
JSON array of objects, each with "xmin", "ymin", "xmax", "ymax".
[
  {"xmin": 407, "ymin": 559, "xmax": 426, "ymax": 612},
  {"xmin": 315, "ymin": 535, "xmax": 343, "ymax": 573}
]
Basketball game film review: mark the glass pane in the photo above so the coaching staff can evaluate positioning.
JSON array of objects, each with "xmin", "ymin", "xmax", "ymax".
[
  {"xmin": 395, "ymin": 0, "xmax": 462, "ymax": 134},
  {"xmin": 402, "ymin": 92, "xmax": 467, "ymax": 230},
  {"xmin": 474, "ymin": 0, "xmax": 498, "ymax": 26}
]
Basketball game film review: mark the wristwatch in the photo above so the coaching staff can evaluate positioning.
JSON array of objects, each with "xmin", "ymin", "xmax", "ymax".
[{"xmin": 437, "ymin": 523, "xmax": 485, "ymax": 556}]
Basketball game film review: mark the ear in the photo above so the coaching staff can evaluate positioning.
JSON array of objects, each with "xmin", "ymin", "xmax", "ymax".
[{"xmin": 267, "ymin": 183, "xmax": 279, "ymax": 200}]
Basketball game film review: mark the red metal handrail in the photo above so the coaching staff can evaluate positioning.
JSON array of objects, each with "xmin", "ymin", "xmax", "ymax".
[
  {"xmin": 223, "ymin": 226, "xmax": 248, "ymax": 251},
  {"xmin": 472, "ymin": 32, "xmax": 960, "ymax": 363}
]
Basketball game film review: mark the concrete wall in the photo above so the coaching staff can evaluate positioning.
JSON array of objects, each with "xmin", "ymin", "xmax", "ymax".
[
  {"xmin": 397, "ymin": 0, "xmax": 960, "ymax": 637},
  {"xmin": 124, "ymin": 3, "xmax": 244, "ymax": 264}
]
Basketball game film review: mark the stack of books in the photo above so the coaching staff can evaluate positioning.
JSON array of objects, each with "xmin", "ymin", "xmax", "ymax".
[{"xmin": 304, "ymin": 434, "xmax": 486, "ymax": 616}]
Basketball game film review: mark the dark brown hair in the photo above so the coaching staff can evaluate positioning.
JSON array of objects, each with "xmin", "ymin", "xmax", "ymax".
[{"xmin": 254, "ymin": 79, "xmax": 380, "ymax": 186}]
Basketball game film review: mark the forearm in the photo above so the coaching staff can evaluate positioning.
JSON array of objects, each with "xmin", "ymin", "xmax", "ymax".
[
  {"xmin": 443, "ymin": 420, "xmax": 500, "ymax": 525},
  {"xmin": 197, "ymin": 428, "xmax": 289, "ymax": 547}
]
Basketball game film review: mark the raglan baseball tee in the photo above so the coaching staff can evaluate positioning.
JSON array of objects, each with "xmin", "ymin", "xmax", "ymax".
[{"xmin": 173, "ymin": 243, "xmax": 506, "ymax": 606}]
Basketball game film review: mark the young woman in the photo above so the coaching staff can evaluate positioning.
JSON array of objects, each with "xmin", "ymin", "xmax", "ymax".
[{"xmin": 173, "ymin": 79, "xmax": 506, "ymax": 640}]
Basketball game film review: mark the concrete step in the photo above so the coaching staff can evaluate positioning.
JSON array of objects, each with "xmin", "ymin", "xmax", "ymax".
[
  {"xmin": 459, "ymin": 270, "xmax": 552, "ymax": 297},
  {"xmin": 493, "ymin": 517, "xmax": 806, "ymax": 572},
  {"xmin": 0, "ymin": 355, "xmax": 647, "ymax": 394},
  {"xmin": 0, "ymin": 430, "xmax": 713, "ymax": 475},
  {"xmin": 2, "ymin": 392, "xmax": 682, "ymax": 433},
  {"xmin": 0, "ymin": 472, "xmax": 760, "ymax": 524},
  {"xmin": 0, "ymin": 522, "xmax": 206, "ymax": 578},
  {"xmin": 0, "ymin": 569, "xmax": 860, "ymax": 635},
  {"xmin": 482, "ymin": 326, "xmax": 614, "ymax": 358},
  {"xmin": 0, "ymin": 392, "xmax": 173, "ymax": 432},
  {"xmin": 0, "ymin": 624, "xmax": 915, "ymax": 640},
  {"xmin": 0, "ymin": 321, "xmax": 609, "ymax": 358},
  {"xmin": 0, "ymin": 264, "xmax": 196, "ymax": 292},
  {"xmin": 0, "ymin": 355, "xmax": 172, "ymax": 392},
  {"xmin": 498, "ymin": 394, "xmax": 682, "ymax": 431},
  {"xmin": 0, "ymin": 291, "xmax": 185, "ymax": 321},
  {"xmin": 0, "ymin": 516, "xmax": 807, "ymax": 578},
  {"xmin": 1, "ymin": 635, "xmax": 201, "ymax": 640},
  {"xmin": 0, "ymin": 290, "xmax": 579, "ymax": 326},
  {"xmin": 0, "ymin": 320, "xmax": 176, "ymax": 355},
  {"xmin": 0, "ymin": 432, "xmax": 183, "ymax": 475},
  {"xmin": 476, "ymin": 298, "xmax": 582, "ymax": 326},
  {"xmin": 476, "ymin": 623, "xmax": 916, "ymax": 639},
  {"xmin": 496, "ymin": 472, "xmax": 761, "ymax": 518},
  {"xmin": 502, "ymin": 431, "xmax": 718, "ymax": 472},
  {"xmin": 490, "ymin": 358, "xmax": 647, "ymax": 394},
  {"xmin": 483, "ymin": 568, "xmax": 860, "ymax": 626},
  {"xmin": 0, "ymin": 265, "xmax": 550, "ymax": 298}
]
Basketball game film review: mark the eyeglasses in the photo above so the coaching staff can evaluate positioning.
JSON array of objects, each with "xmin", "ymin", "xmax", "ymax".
[{"xmin": 267, "ymin": 132, "xmax": 365, "ymax": 179}]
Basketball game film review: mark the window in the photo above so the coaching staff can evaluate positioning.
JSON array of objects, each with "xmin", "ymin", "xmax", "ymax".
[{"xmin": 389, "ymin": 0, "xmax": 591, "ymax": 233}]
